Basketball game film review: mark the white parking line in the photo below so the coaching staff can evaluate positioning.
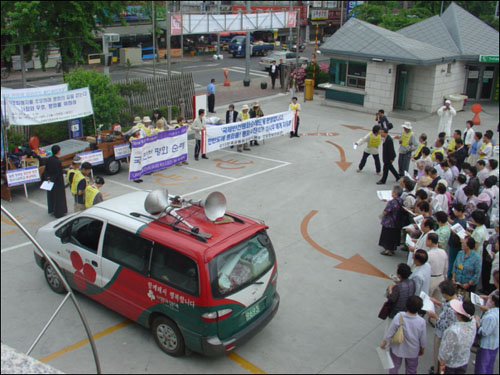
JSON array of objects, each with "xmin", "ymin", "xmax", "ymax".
[
  {"xmin": 226, "ymin": 68, "xmax": 268, "ymax": 78},
  {"xmin": 2, "ymin": 242, "xmax": 33, "ymax": 253},
  {"xmin": 184, "ymin": 162, "xmax": 291, "ymax": 197},
  {"xmin": 106, "ymin": 179, "xmax": 143, "ymax": 191},
  {"xmin": 27, "ymin": 199, "xmax": 48, "ymax": 210},
  {"xmin": 182, "ymin": 166, "xmax": 236, "ymax": 180},
  {"xmin": 134, "ymin": 69, "xmax": 181, "ymax": 75},
  {"xmin": 218, "ymin": 149, "xmax": 291, "ymax": 165}
]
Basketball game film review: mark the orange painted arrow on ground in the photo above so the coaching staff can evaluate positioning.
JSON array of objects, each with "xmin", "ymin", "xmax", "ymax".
[
  {"xmin": 301, "ymin": 210, "xmax": 391, "ymax": 280},
  {"xmin": 326, "ymin": 141, "xmax": 352, "ymax": 171},
  {"xmin": 342, "ymin": 124, "xmax": 372, "ymax": 132}
]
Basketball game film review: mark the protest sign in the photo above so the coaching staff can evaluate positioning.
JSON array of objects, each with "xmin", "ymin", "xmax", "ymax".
[
  {"xmin": 5, "ymin": 87, "xmax": 93, "ymax": 125},
  {"xmin": 200, "ymin": 111, "xmax": 294, "ymax": 154},
  {"xmin": 113, "ymin": 143, "xmax": 131, "ymax": 160},
  {"xmin": 6, "ymin": 166, "xmax": 40, "ymax": 187},
  {"xmin": 129, "ymin": 127, "xmax": 188, "ymax": 180},
  {"xmin": 76, "ymin": 150, "xmax": 104, "ymax": 166}
]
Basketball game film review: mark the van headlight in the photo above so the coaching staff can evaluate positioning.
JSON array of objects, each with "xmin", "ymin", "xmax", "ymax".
[{"xmin": 238, "ymin": 46, "xmax": 242, "ymax": 51}]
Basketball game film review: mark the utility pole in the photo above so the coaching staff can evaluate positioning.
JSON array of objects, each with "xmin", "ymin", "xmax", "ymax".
[
  {"xmin": 20, "ymin": 43, "xmax": 26, "ymax": 88},
  {"xmin": 440, "ymin": 1, "xmax": 444, "ymax": 16},
  {"xmin": 244, "ymin": 0, "xmax": 251, "ymax": 86},
  {"xmin": 152, "ymin": 1, "xmax": 158, "ymax": 108},
  {"xmin": 166, "ymin": 1, "xmax": 172, "ymax": 123},
  {"xmin": 295, "ymin": 9, "xmax": 299, "ymax": 69},
  {"xmin": 289, "ymin": 1, "xmax": 293, "ymax": 47},
  {"xmin": 216, "ymin": 1, "xmax": 221, "ymax": 57}
]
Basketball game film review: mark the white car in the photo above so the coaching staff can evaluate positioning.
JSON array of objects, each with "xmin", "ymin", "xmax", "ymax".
[{"xmin": 258, "ymin": 51, "xmax": 309, "ymax": 71}]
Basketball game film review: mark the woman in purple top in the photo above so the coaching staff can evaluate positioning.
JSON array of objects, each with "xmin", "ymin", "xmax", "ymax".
[
  {"xmin": 380, "ymin": 296, "xmax": 426, "ymax": 374},
  {"xmin": 379, "ymin": 185, "xmax": 404, "ymax": 256}
]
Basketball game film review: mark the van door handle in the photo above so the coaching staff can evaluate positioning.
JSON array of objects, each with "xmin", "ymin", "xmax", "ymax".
[{"xmin": 92, "ymin": 261, "xmax": 98, "ymax": 267}]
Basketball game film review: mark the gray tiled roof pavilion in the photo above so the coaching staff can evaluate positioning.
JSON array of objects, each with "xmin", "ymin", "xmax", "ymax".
[{"xmin": 319, "ymin": 17, "xmax": 459, "ymax": 65}]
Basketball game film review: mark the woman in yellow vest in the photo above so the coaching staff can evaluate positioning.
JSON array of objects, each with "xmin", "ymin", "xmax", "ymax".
[
  {"xmin": 355, "ymin": 125, "xmax": 382, "ymax": 175},
  {"xmin": 431, "ymin": 138, "xmax": 445, "ymax": 162},
  {"xmin": 236, "ymin": 105, "xmax": 251, "ymax": 152},
  {"xmin": 396, "ymin": 122, "xmax": 418, "ymax": 176},
  {"xmin": 289, "ymin": 97, "xmax": 301, "ymax": 138},
  {"xmin": 66, "ymin": 155, "xmax": 82, "ymax": 192},
  {"xmin": 85, "ymin": 176, "xmax": 105, "ymax": 208},
  {"xmin": 68, "ymin": 157, "xmax": 85, "ymax": 212}
]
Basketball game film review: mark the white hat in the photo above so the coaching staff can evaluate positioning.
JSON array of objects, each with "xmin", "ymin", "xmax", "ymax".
[
  {"xmin": 445, "ymin": 99, "xmax": 451, "ymax": 104},
  {"xmin": 242, "ymin": 104, "xmax": 249, "ymax": 110},
  {"xmin": 401, "ymin": 121, "xmax": 412, "ymax": 130},
  {"xmin": 133, "ymin": 116, "xmax": 141, "ymax": 124},
  {"xmin": 129, "ymin": 126, "xmax": 140, "ymax": 135},
  {"xmin": 437, "ymin": 179, "xmax": 448, "ymax": 188},
  {"xmin": 142, "ymin": 116, "xmax": 152, "ymax": 123}
]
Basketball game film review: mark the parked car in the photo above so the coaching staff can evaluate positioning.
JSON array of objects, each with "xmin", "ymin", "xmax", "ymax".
[
  {"xmin": 258, "ymin": 51, "xmax": 309, "ymax": 71},
  {"xmin": 290, "ymin": 43, "xmax": 305, "ymax": 53},
  {"xmin": 34, "ymin": 190, "xmax": 279, "ymax": 357}
]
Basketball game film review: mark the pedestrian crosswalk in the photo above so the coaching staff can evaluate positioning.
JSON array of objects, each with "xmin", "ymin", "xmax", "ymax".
[{"xmin": 226, "ymin": 66, "xmax": 269, "ymax": 78}]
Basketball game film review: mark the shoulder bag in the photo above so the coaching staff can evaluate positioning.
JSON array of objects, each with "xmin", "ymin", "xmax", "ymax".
[{"xmin": 391, "ymin": 313, "xmax": 405, "ymax": 345}]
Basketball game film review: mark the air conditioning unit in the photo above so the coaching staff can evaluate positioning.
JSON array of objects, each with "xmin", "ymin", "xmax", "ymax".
[{"xmin": 104, "ymin": 33, "xmax": 120, "ymax": 43}]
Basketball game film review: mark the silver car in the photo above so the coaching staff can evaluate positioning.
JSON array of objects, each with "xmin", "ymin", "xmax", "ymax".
[{"xmin": 258, "ymin": 51, "xmax": 309, "ymax": 71}]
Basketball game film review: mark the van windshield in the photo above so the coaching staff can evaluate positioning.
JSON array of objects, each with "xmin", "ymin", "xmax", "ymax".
[
  {"xmin": 231, "ymin": 37, "xmax": 244, "ymax": 44},
  {"xmin": 209, "ymin": 231, "xmax": 275, "ymax": 299}
]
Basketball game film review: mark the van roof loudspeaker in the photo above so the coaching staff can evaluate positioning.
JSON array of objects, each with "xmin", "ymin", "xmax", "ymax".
[
  {"xmin": 203, "ymin": 192, "xmax": 226, "ymax": 221},
  {"xmin": 144, "ymin": 189, "xmax": 169, "ymax": 215}
]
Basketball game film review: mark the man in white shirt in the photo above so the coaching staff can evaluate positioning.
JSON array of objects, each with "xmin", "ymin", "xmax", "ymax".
[
  {"xmin": 453, "ymin": 174, "xmax": 468, "ymax": 205},
  {"xmin": 426, "ymin": 233, "xmax": 448, "ymax": 302},
  {"xmin": 476, "ymin": 160, "xmax": 490, "ymax": 184},
  {"xmin": 487, "ymin": 159, "xmax": 499, "ymax": 179},
  {"xmin": 407, "ymin": 217, "xmax": 436, "ymax": 267},
  {"xmin": 410, "ymin": 249, "xmax": 431, "ymax": 296},
  {"xmin": 439, "ymin": 161, "xmax": 454, "ymax": 187}
]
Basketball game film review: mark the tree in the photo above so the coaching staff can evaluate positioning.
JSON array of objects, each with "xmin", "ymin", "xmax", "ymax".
[
  {"xmin": 352, "ymin": 1, "xmax": 498, "ymax": 31},
  {"xmin": 1, "ymin": 1, "xmax": 127, "ymax": 72},
  {"xmin": 63, "ymin": 68, "xmax": 125, "ymax": 135}
]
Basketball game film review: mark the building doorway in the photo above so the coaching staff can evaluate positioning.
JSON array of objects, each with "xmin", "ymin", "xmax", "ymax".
[
  {"xmin": 465, "ymin": 64, "xmax": 498, "ymax": 100},
  {"xmin": 394, "ymin": 65, "xmax": 409, "ymax": 109}
]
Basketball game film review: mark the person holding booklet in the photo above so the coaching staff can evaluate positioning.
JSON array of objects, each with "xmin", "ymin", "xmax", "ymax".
[
  {"xmin": 474, "ymin": 293, "xmax": 499, "ymax": 375},
  {"xmin": 380, "ymin": 296, "xmax": 426, "ymax": 375},
  {"xmin": 378, "ymin": 185, "xmax": 404, "ymax": 256},
  {"xmin": 409, "ymin": 250, "xmax": 431, "ymax": 296},
  {"xmin": 43, "ymin": 145, "xmax": 67, "ymax": 218},
  {"xmin": 427, "ymin": 280, "xmax": 462, "ymax": 375},
  {"xmin": 452, "ymin": 236, "xmax": 481, "ymax": 294},
  {"xmin": 448, "ymin": 203, "xmax": 467, "ymax": 278}
]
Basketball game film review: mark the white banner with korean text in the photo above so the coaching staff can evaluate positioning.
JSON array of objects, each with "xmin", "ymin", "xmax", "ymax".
[
  {"xmin": 201, "ymin": 111, "xmax": 294, "ymax": 154},
  {"xmin": 4, "ymin": 87, "xmax": 94, "ymax": 126},
  {"xmin": 76, "ymin": 150, "xmax": 104, "ymax": 166},
  {"xmin": 129, "ymin": 127, "xmax": 188, "ymax": 180}
]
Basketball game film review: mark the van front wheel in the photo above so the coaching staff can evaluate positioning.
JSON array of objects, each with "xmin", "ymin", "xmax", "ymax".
[{"xmin": 152, "ymin": 316, "xmax": 185, "ymax": 357}]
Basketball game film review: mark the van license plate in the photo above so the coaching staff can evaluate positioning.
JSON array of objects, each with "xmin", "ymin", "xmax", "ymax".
[{"xmin": 245, "ymin": 304, "xmax": 261, "ymax": 321}]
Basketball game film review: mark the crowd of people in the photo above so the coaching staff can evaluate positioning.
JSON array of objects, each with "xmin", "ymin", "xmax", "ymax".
[{"xmin": 372, "ymin": 106, "xmax": 499, "ymax": 374}]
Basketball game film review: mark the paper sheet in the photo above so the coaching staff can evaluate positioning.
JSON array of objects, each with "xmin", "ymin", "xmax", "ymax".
[
  {"xmin": 451, "ymin": 223, "xmax": 466, "ymax": 239},
  {"xmin": 470, "ymin": 292, "xmax": 484, "ymax": 306},
  {"xmin": 377, "ymin": 190, "xmax": 393, "ymax": 201},
  {"xmin": 406, "ymin": 234, "xmax": 416, "ymax": 248},
  {"xmin": 353, "ymin": 143, "xmax": 358, "ymax": 150},
  {"xmin": 407, "ymin": 249, "xmax": 414, "ymax": 266},
  {"xmin": 404, "ymin": 171, "xmax": 416, "ymax": 181},
  {"xmin": 420, "ymin": 291, "xmax": 435, "ymax": 313},
  {"xmin": 414, "ymin": 215, "xmax": 424, "ymax": 227},
  {"xmin": 376, "ymin": 347, "xmax": 394, "ymax": 370},
  {"xmin": 40, "ymin": 181, "xmax": 54, "ymax": 191},
  {"xmin": 403, "ymin": 206, "xmax": 417, "ymax": 216}
]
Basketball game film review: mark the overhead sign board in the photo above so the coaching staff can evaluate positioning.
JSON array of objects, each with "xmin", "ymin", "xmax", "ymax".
[{"xmin": 479, "ymin": 55, "xmax": 499, "ymax": 63}]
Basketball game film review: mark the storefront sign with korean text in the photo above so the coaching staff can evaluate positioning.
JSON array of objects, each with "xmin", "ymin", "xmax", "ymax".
[
  {"xmin": 6, "ymin": 166, "xmax": 40, "ymax": 187},
  {"xmin": 129, "ymin": 127, "xmax": 188, "ymax": 180},
  {"xmin": 201, "ymin": 111, "xmax": 294, "ymax": 154}
]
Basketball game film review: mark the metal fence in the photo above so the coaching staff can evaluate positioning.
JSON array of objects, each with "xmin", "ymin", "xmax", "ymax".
[{"xmin": 115, "ymin": 72, "xmax": 196, "ymax": 120}]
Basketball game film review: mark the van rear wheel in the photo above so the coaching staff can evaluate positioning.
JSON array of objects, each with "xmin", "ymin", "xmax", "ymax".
[
  {"xmin": 152, "ymin": 316, "xmax": 185, "ymax": 357},
  {"xmin": 44, "ymin": 262, "xmax": 65, "ymax": 294}
]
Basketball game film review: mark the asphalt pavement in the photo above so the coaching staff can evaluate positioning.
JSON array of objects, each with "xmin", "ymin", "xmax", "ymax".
[{"xmin": 2, "ymin": 85, "xmax": 499, "ymax": 374}]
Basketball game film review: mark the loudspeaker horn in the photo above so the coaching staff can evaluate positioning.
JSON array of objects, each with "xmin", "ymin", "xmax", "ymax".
[
  {"xmin": 144, "ymin": 189, "xmax": 169, "ymax": 215},
  {"xmin": 203, "ymin": 191, "xmax": 227, "ymax": 221}
]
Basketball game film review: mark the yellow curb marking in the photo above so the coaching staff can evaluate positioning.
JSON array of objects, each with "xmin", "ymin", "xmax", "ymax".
[
  {"xmin": 39, "ymin": 320, "xmax": 132, "ymax": 363},
  {"xmin": 227, "ymin": 352, "xmax": 267, "ymax": 374}
]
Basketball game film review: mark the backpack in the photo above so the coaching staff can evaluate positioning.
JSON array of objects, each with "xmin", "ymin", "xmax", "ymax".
[
  {"xmin": 394, "ymin": 199, "xmax": 407, "ymax": 229},
  {"xmin": 387, "ymin": 122, "xmax": 393, "ymax": 130}
]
